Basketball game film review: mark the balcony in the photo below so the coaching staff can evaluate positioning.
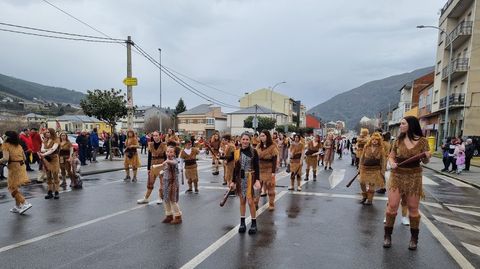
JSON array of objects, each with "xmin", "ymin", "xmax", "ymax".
[
  {"xmin": 442, "ymin": 58, "xmax": 468, "ymax": 81},
  {"xmin": 445, "ymin": 21, "xmax": 473, "ymax": 50},
  {"xmin": 439, "ymin": 93, "xmax": 465, "ymax": 109}
]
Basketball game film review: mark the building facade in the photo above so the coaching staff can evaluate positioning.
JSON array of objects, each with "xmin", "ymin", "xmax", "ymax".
[
  {"xmin": 434, "ymin": 0, "xmax": 480, "ymax": 139},
  {"xmin": 227, "ymin": 105, "xmax": 288, "ymax": 135},
  {"xmin": 177, "ymin": 104, "xmax": 227, "ymax": 138}
]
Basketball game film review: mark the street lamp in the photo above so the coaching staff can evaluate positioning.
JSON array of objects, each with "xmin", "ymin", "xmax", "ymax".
[
  {"xmin": 270, "ymin": 81, "xmax": 287, "ymax": 119},
  {"xmin": 417, "ymin": 25, "xmax": 452, "ymax": 143},
  {"xmin": 158, "ymin": 48, "xmax": 163, "ymax": 133}
]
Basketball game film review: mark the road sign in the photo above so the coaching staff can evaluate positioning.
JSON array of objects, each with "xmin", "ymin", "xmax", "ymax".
[{"xmin": 123, "ymin": 77, "xmax": 138, "ymax": 86}]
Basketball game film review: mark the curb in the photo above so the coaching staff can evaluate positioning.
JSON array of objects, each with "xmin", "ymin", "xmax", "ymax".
[
  {"xmin": 0, "ymin": 165, "xmax": 147, "ymax": 189},
  {"xmin": 422, "ymin": 164, "xmax": 480, "ymax": 190}
]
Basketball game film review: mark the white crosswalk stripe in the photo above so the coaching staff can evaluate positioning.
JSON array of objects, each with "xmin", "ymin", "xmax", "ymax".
[
  {"xmin": 423, "ymin": 175, "xmax": 439, "ymax": 186},
  {"xmin": 447, "ymin": 206, "xmax": 480, "ymax": 218},
  {"xmin": 435, "ymin": 174, "xmax": 473, "ymax": 188},
  {"xmin": 433, "ymin": 215, "xmax": 480, "ymax": 233},
  {"xmin": 462, "ymin": 242, "xmax": 480, "ymax": 257},
  {"xmin": 328, "ymin": 169, "xmax": 345, "ymax": 189}
]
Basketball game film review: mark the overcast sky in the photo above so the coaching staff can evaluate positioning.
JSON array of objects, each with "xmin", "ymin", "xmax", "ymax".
[{"xmin": 0, "ymin": 0, "xmax": 443, "ymax": 112}]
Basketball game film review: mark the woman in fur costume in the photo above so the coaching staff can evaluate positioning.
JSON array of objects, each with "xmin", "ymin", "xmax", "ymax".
[
  {"xmin": 124, "ymin": 130, "xmax": 141, "ymax": 182},
  {"xmin": 256, "ymin": 130, "xmax": 278, "ymax": 211},
  {"xmin": 383, "ymin": 116, "xmax": 431, "ymax": 250},
  {"xmin": 40, "ymin": 128, "xmax": 61, "ymax": 200},
  {"xmin": 137, "ymin": 131, "xmax": 166, "ymax": 204},
  {"xmin": 209, "ymin": 131, "xmax": 221, "ymax": 175},
  {"xmin": 230, "ymin": 132, "xmax": 260, "ymax": 234},
  {"xmin": 277, "ymin": 133, "xmax": 289, "ymax": 168},
  {"xmin": 305, "ymin": 135, "xmax": 322, "ymax": 181},
  {"xmin": 1, "ymin": 131, "xmax": 32, "ymax": 214},
  {"xmin": 355, "ymin": 128, "xmax": 370, "ymax": 168},
  {"xmin": 221, "ymin": 134, "xmax": 236, "ymax": 189},
  {"xmin": 323, "ymin": 133, "xmax": 335, "ymax": 170},
  {"xmin": 288, "ymin": 134, "xmax": 304, "ymax": 191},
  {"xmin": 358, "ymin": 132, "xmax": 385, "ymax": 205},
  {"xmin": 58, "ymin": 132, "xmax": 76, "ymax": 188}
]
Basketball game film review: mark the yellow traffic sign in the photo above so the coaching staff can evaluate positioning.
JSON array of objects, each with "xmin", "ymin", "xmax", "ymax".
[{"xmin": 123, "ymin": 77, "xmax": 138, "ymax": 86}]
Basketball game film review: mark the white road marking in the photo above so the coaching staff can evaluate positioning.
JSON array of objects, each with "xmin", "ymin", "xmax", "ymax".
[
  {"xmin": 433, "ymin": 215, "xmax": 480, "ymax": 233},
  {"xmin": 328, "ymin": 169, "xmax": 346, "ymax": 189},
  {"xmin": 444, "ymin": 204, "xmax": 480, "ymax": 210},
  {"xmin": 292, "ymin": 191, "xmax": 388, "ymax": 201},
  {"xmin": 0, "ymin": 203, "xmax": 151, "ymax": 253},
  {"xmin": 422, "ymin": 175, "xmax": 439, "ymax": 186},
  {"xmin": 420, "ymin": 201, "xmax": 443, "ymax": 209},
  {"xmin": 179, "ymin": 190, "xmax": 288, "ymax": 269},
  {"xmin": 462, "ymin": 242, "xmax": 480, "ymax": 257},
  {"xmin": 447, "ymin": 206, "xmax": 480, "ymax": 218},
  {"xmin": 420, "ymin": 212, "xmax": 476, "ymax": 269},
  {"xmin": 435, "ymin": 174, "xmax": 473, "ymax": 188}
]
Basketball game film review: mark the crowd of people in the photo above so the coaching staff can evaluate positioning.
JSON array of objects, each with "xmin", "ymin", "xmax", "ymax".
[{"xmin": 2, "ymin": 115, "xmax": 472, "ymax": 251}]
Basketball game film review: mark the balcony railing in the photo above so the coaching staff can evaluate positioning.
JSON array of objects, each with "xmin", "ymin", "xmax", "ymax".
[
  {"xmin": 442, "ymin": 58, "xmax": 469, "ymax": 80},
  {"xmin": 439, "ymin": 93, "xmax": 465, "ymax": 109},
  {"xmin": 446, "ymin": 21, "xmax": 473, "ymax": 50}
]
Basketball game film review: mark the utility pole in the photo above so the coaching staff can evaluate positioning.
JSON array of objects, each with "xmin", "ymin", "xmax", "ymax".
[
  {"xmin": 126, "ymin": 36, "xmax": 133, "ymax": 130},
  {"xmin": 254, "ymin": 104, "xmax": 258, "ymax": 133},
  {"xmin": 158, "ymin": 48, "xmax": 162, "ymax": 133}
]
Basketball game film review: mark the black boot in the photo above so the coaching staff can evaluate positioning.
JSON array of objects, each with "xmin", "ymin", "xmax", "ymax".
[
  {"xmin": 313, "ymin": 171, "xmax": 317, "ymax": 181},
  {"xmin": 238, "ymin": 217, "xmax": 246, "ymax": 233},
  {"xmin": 248, "ymin": 219, "xmax": 257, "ymax": 234},
  {"xmin": 54, "ymin": 191, "xmax": 60, "ymax": 200},
  {"xmin": 45, "ymin": 191, "xmax": 53, "ymax": 199},
  {"xmin": 409, "ymin": 228, "xmax": 419, "ymax": 250},
  {"xmin": 383, "ymin": 226, "xmax": 393, "ymax": 248}
]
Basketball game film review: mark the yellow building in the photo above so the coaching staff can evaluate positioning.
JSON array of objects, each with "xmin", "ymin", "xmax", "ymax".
[
  {"xmin": 239, "ymin": 88, "xmax": 306, "ymax": 127},
  {"xmin": 47, "ymin": 115, "xmax": 111, "ymax": 134}
]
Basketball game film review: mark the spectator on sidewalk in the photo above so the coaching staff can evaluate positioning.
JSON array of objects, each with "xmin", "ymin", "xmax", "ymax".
[
  {"xmin": 454, "ymin": 138, "xmax": 465, "ymax": 174},
  {"xmin": 86, "ymin": 133, "xmax": 92, "ymax": 163},
  {"xmin": 456, "ymin": 151, "xmax": 466, "ymax": 174},
  {"xmin": 441, "ymin": 138, "xmax": 451, "ymax": 172},
  {"xmin": 119, "ymin": 131, "xmax": 126, "ymax": 157},
  {"xmin": 104, "ymin": 133, "xmax": 111, "ymax": 160},
  {"xmin": 89, "ymin": 128, "xmax": 99, "ymax": 163},
  {"xmin": 0, "ymin": 135, "xmax": 5, "ymax": 180},
  {"xmin": 140, "ymin": 133, "xmax": 148, "ymax": 154},
  {"xmin": 19, "ymin": 129, "xmax": 34, "ymax": 171},
  {"xmin": 30, "ymin": 128, "xmax": 43, "ymax": 170},
  {"xmin": 465, "ymin": 138, "xmax": 475, "ymax": 171},
  {"xmin": 76, "ymin": 131, "xmax": 88, "ymax": 166}
]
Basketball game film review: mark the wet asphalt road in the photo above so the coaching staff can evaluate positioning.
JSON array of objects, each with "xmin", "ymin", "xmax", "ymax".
[{"xmin": 0, "ymin": 153, "xmax": 479, "ymax": 269}]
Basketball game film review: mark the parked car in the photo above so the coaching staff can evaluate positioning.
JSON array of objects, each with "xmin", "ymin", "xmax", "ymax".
[{"xmin": 68, "ymin": 134, "xmax": 105, "ymax": 154}]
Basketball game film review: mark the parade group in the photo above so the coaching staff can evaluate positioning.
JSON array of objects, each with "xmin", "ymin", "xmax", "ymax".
[{"xmin": 1, "ymin": 115, "xmax": 431, "ymax": 250}]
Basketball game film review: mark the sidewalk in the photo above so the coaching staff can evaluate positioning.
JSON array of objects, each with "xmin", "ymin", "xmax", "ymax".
[
  {"xmin": 0, "ymin": 153, "xmax": 149, "ymax": 188},
  {"xmin": 422, "ymin": 156, "xmax": 480, "ymax": 189}
]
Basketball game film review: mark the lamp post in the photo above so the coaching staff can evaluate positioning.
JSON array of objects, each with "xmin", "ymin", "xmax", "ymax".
[
  {"xmin": 270, "ymin": 81, "xmax": 287, "ymax": 119},
  {"xmin": 158, "ymin": 48, "xmax": 163, "ymax": 133},
  {"xmin": 417, "ymin": 25, "xmax": 452, "ymax": 143}
]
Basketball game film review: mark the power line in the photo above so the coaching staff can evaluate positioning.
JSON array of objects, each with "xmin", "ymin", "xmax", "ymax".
[
  {"xmin": 133, "ymin": 44, "xmax": 240, "ymax": 109},
  {"xmin": 0, "ymin": 27, "xmax": 125, "ymax": 43},
  {"xmin": 0, "ymin": 22, "xmax": 125, "ymax": 41}
]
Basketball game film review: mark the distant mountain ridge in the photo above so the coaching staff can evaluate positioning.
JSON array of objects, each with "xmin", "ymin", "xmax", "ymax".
[
  {"xmin": 0, "ymin": 73, "xmax": 84, "ymax": 104},
  {"xmin": 308, "ymin": 66, "xmax": 435, "ymax": 129}
]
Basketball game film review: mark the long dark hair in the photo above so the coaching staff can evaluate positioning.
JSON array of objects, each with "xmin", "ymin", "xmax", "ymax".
[
  {"xmin": 398, "ymin": 116, "xmax": 423, "ymax": 141},
  {"xmin": 259, "ymin": 129, "xmax": 273, "ymax": 148},
  {"xmin": 4, "ymin": 131, "xmax": 20, "ymax": 145}
]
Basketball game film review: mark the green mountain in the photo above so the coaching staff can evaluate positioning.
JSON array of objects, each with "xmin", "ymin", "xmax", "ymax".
[
  {"xmin": 0, "ymin": 73, "xmax": 84, "ymax": 104},
  {"xmin": 307, "ymin": 66, "xmax": 434, "ymax": 129}
]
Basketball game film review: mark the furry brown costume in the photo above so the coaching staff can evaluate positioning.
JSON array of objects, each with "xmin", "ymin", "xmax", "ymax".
[
  {"xmin": 58, "ymin": 140, "xmax": 75, "ymax": 187},
  {"xmin": 358, "ymin": 132, "xmax": 385, "ymax": 204},
  {"xmin": 305, "ymin": 140, "xmax": 321, "ymax": 180},
  {"xmin": 42, "ymin": 137, "xmax": 60, "ymax": 193},
  {"xmin": 1, "ymin": 143, "xmax": 29, "ymax": 206},
  {"xmin": 180, "ymin": 147, "xmax": 200, "ymax": 192},
  {"xmin": 289, "ymin": 140, "xmax": 304, "ymax": 191}
]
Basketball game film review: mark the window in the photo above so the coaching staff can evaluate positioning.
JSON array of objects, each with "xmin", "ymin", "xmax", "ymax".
[
  {"xmin": 206, "ymin": 118, "xmax": 214, "ymax": 125},
  {"xmin": 433, "ymin": 90, "xmax": 438, "ymax": 104},
  {"xmin": 436, "ymin": 61, "xmax": 441, "ymax": 75}
]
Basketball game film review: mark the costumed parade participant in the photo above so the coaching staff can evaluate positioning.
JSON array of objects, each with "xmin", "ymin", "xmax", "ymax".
[
  {"xmin": 209, "ymin": 131, "xmax": 221, "ymax": 175},
  {"xmin": 40, "ymin": 128, "xmax": 61, "ymax": 200},
  {"xmin": 323, "ymin": 133, "xmax": 335, "ymax": 170},
  {"xmin": 180, "ymin": 139, "xmax": 200, "ymax": 193},
  {"xmin": 230, "ymin": 132, "xmax": 260, "ymax": 234},
  {"xmin": 137, "ymin": 131, "xmax": 166, "ymax": 204},
  {"xmin": 256, "ymin": 130, "xmax": 278, "ymax": 211},
  {"xmin": 221, "ymin": 134, "xmax": 236, "ymax": 189},
  {"xmin": 358, "ymin": 132, "xmax": 385, "ymax": 205},
  {"xmin": 305, "ymin": 135, "xmax": 322, "ymax": 181},
  {"xmin": 58, "ymin": 132, "xmax": 76, "ymax": 188},
  {"xmin": 355, "ymin": 128, "xmax": 369, "ymax": 168},
  {"xmin": 288, "ymin": 134, "xmax": 304, "ymax": 191},
  {"xmin": 124, "ymin": 130, "xmax": 141, "ymax": 182},
  {"xmin": 1, "ymin": 131, "xmax": 32, "ymax": 214},
  {"xmin": 383, "ymin": 116, "xmax": 431, "ymax": 250},
  {"xmin": 157, "ymin": 146, "xmax": 182, "ymax": 224}
]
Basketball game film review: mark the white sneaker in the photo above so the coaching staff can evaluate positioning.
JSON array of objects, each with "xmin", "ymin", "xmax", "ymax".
[
  {"xmin": 402, "ymin": 216, "xmax": 410, "ymax": 226},
  {"xmin": 18, "ymin": 202, "xmax": 32, "ymax": 214},
  {"xmin": 156, "ymin": 199, "xmax": 163, "ymax": 205},
  {"xmin": 137, "ymin": 198, "xmax": 149, "ymax": 204},
  {"xmin": 10, "ymin": 206, "xmax": 20, "ymax": 213},
  {"xmin": 383, "ymin": 217, "xmax": 386, "ymax": 224}
]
